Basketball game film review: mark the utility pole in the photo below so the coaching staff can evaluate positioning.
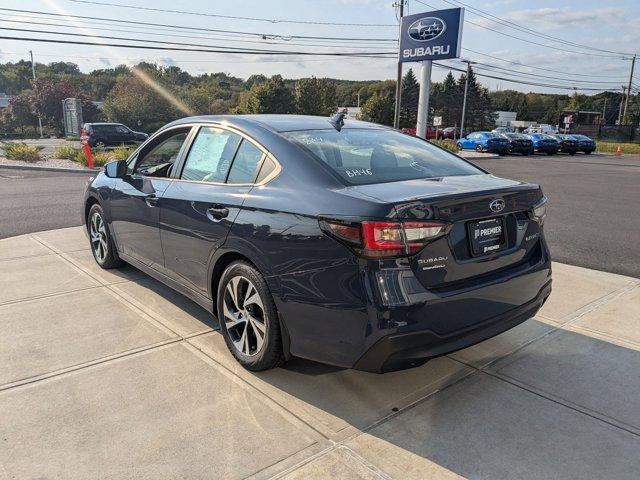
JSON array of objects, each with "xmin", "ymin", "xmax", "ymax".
[
  {"xmin": 460, "ymin": 60, "xmax": 474, "ymax": 138},
  {"xmin": 618, "ymin": 86, "xmax": 626, "ymax": 125},
  {"xmin": 29, "ymin": 50, "xmax": 44, "ymax": 138},
  {"xmin": 623, "ymin": 55, "xmax": 636, "ymax": 123},
  {"xmin": 392, "ymin": 0, "xmax": 405, "ymax": 129}
]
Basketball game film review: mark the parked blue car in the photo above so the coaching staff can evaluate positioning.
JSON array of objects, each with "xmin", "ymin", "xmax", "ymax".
[
  {"xmin": 527, "ymin": 134, "xmax": 559, "ymax": 155},
  {"xmin": 570, "ymin": 134, "xmax": 596, "ymax": 154},
  {"xmin": 457, "ymin": 132, "xmax": 510, "ymax": 154}
]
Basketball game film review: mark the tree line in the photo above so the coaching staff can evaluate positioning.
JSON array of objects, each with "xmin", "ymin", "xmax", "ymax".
[{"xmin": 0, "ymin": 60, "xmax": 635, "ymax": 136}]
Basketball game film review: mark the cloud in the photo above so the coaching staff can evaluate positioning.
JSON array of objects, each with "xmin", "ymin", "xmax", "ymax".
[
  {"xmin": 473, "ymin": 7, "xmax": 626, "ymax": 31},
  {"xmin": 99, "ymin": 57, "xmax": 111, "ymax": 66},
  {"xmin": 157, "ymin": 56, "xmax": 177, "ymax": 66}
]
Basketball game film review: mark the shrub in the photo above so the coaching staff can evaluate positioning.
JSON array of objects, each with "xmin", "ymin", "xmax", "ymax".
[
  {"xmin": 429, "ymin": 138, "xmax": 460, "ymax": 153},
  {"xmin": 54, "ymin": 145, "xmax": 81, "ymax": 160},
  {"xmin": 0, "ymin": 141, "xmax": 44, "ymax": 162},
  {"xmin": 74, "ymin": 145, "xmax": 135, "ymax": 168}
]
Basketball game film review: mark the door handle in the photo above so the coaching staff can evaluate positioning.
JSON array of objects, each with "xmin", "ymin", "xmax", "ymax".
[
  {"xmin": 145, "ymin": 194, "xmax": 160, "ymax": 207},
  {"xmin": 206, "ymin": 204, "xmax": 229, "ymax": 221}
]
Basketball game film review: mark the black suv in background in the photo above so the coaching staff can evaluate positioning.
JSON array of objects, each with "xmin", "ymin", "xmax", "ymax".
[{"xmin": 83, "ymin": 123, "xmax": 148, "ymax": 147}]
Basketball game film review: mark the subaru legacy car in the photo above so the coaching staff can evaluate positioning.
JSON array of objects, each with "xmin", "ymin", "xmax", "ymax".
[
  {"xmin": 570, "ymin": 134, "xmax": 596, "ymax": 154},
  {"xmin": 527, "ymin": 133, "xmax": 559, "ymax": 155},
  {"xmin": 457, "ymin": 132, "xmax": 510, "ymax": 154},
  {"xmin": 83, "ymin": 122, "xmax": 148, "ymax": 148},
  {"xmin": 82, "ymin": 114, "xmax": 551, "ymax": 373},
  {"xmin": 500, "ymin": 133, "xmax": 534, "ymax": 155}
]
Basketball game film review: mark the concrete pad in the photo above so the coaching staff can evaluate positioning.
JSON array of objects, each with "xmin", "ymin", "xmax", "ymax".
[
  {"xmin": 571, "ymin": 286, "xmax": 640, "ymax": 345},
  {"xmin": 449, "ymin": 317, "xmax": 554, "ymax": 369},
  {"xmin": 33, "ymin": 226, "xmax": 89, "ymax": 253},
  {"xmin": 0, "ymin": 254, "xmax": 99, "ymax": 304},
  {"xmin": 189, "ymin": 332, "xmax": 473, "ymax": 439},
  {"xmin": 490, "ymin": 328, "xmax": 640, "ymax": 431},
  {"xmin": 0, "ymin": 288, "xmax": 174, "ymax": 387},
  {"xmin": 111, "ymin": 278, "xmax": 216, "ymax": 337},
  {"xmin": 280, "ymin": 447, "xmax": 384, "ymax": 480},
  {"xmin": 0, "ymin": 344, "xmax": 323, "ymax": 480},
  {"xmin": 539, "ymin": 262, "xmax": 635, "ymax": 323},
  {"xmin": 0, "ymin": 234, "xmax": 51, "ymax": 260},
  {"xmin": 347, "ymin": 373, "xmax": 640, "ymax": 480},
  {"xmin": 66, "ymin": 249, "xmax": 148, "ymax": 285},
  {"xmin": 347, "ymin": 434, "xmax": 464, "ymax": 480}
]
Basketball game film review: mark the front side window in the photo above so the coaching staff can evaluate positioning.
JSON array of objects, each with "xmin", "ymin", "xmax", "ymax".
[
  {"xmin": 115, "ymin": 125, "xmax": 130, "ymax": 134},
  {"xmin": 284, "ymin": 128, "xmax": 481, "ymax": 185},
  {"xmin": 180, "ymin": 127, "xmax": 241, "ymax": 183},
  {"xmin": 133, "ymin": 130, "xmax": 188, "ymax": 178}
]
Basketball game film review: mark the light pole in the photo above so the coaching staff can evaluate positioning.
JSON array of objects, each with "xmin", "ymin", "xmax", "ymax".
[
  {"xmin": 392, "ymin": 0, "xmax": 406, "ymax": 129},
  {"xmin": 29, "ymin": 50, "xmax": 44, "ymax": 138},
  {"xmin": 459, "ymin": 60, "xmax": 475, "ymax": 138}
]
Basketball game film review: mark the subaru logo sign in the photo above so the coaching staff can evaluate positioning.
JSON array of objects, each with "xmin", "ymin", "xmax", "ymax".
[
  {"xmin": 408, "ymin": 17, "xmax": 446, "ymax": 42},
  {"xmin": 489, "ymin": 199, "xmax": 505, "ymax": 213},
  {"xmin": 400, "ymin": 8, "xmax": 464, "ymax": 62}
]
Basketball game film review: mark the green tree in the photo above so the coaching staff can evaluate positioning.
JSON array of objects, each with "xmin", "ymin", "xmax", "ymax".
[
  {"xmin": 103, "ymin": 73, "xmax": 180, "ymax": 133},
  {"xmin": 295, "ymin": 77, "xmax": 337, "ymax": 116},
  {"xmin": 399, "ymin": 68, "xmax": 419, "ymax": 128},
  {"xmin": 243, "ymin": 75, "xmax": 294, "ymax": 114},
  {"xmin": 360, "ymin": 92, "xmax": 395, "ymax": 126}
]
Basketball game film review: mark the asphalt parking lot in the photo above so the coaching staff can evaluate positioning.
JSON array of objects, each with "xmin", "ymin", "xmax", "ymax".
[
  {"xmin": 2, "ymin": 152, "xmax": 638, "ymax": 278},
  {"xmin": 468, "ymin": 153, "xmax": 640, "ymax": 278},
  {"xmin": 1, "ymin": 226, "xmax": 639, "ymax": 479}
]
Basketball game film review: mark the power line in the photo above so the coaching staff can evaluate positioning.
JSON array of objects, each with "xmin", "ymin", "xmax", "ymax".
[
  {"xmin": 0, "ymin": 33, "xmax": 397, "ymax": 58},
  {"xmin": 442, "ymin": 0, "xmax": 637, "ymax": 57},
  {"xmin": 67, "ymin": 0, "xmax": 397, "ymax": 27},
  {"xmin": 462, "ymin": 48, "xmax": 628, "ymax": 79},
  {"xmin": 0, "ymin": 26, "xmax": 397, "ymax": 57},
  {"xmin": 0, "ymin": 8, "xmax": 397, "ymax": 42},
  {"xmin": 0, "ymin": 17, "xmax": 394, "ymax": 50},
  {"xmin": 414, "ymin": 0, "xmax": 625, "ymax": 59}
]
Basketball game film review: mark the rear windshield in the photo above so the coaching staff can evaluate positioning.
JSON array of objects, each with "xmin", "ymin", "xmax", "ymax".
[{"xmin": 283, "ymin": 128, "xmax": 482, "ymax": 185}]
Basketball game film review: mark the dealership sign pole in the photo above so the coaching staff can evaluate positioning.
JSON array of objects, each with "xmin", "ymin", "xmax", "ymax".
[{"xmin": 399, "ymin": 8, "xmax": 464, "ymax": 139}]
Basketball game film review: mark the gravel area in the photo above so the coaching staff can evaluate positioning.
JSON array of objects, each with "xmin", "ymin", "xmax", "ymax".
[{"xmin": 0, "ymin": 156, "xmax": 93, "ymax": 170}]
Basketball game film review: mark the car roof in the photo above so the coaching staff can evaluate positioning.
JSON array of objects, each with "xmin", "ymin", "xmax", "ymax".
[
  {"xmin": 164, "ymin": 114, "xmax": 387, "ymax": 133},
  {"xmin": 85, "ymin": 122, "xmax": 123, "ymax": 126}
]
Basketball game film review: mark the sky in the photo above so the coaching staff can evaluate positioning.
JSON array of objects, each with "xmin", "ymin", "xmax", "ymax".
[{"xmin": 0, "ymin": 0, "xmax": 638, "ymax": 95}]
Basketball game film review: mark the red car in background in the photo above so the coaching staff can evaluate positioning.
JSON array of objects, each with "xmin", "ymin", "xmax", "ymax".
[{"xmin": 402, "ymin": 126, "xmax": 462, "ymax": 140}]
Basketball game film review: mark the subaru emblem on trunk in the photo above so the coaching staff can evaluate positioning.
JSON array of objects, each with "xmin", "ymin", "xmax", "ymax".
[{"xmin": 490, "ymin": 198, "xmax": 505, "ymax": 213}]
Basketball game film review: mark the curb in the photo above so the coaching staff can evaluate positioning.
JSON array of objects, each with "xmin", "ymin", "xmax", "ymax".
[{"xmin": 0, "ymin": 164, "xmax": 99, "ymax": 174}]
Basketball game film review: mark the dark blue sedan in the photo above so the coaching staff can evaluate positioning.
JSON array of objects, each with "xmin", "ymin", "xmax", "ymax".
[
  {"xmin": 82, "ymin": 115, "xmax": 551, "ymax": 372},
  {"xmin": 570, "ymin": 134, "xmax": 596, "ymax": 154},
  {"xmin": 457, "ymin": 131, "xmax": 510, "ymax": 154}
]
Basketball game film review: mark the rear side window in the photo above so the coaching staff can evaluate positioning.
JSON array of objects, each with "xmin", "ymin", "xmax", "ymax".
[
  {"xmin": 284, "ymin": 128, "xmax": 481, "ymax": 185},
  {"xmin": 227, "ymin": 140, "xmax": 264, "ymax": 184},
  {"xmin": 181, "ymin": 127, "xmax": 241, "ymax": 183}
]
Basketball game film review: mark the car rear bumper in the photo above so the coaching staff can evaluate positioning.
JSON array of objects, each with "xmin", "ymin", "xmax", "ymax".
[{"xmin": 354, "ymin": 278, "xmax": 551, "ymax": 372}]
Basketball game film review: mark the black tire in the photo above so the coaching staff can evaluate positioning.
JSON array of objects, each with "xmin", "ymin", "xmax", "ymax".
[
  {"xmin": 87, "ymin": 203, "xmax": 123, "ymax": 269},
  {"xmin": 585, "ymin": 150, "xmax": 592, "ymax": 155},
  {"xmin": 569, "ymin": 151, "xmax": 576, "ymax": 155},
  {"xmin": 217, "ymin": 261, "xmax": 284, "ymax": 371},
  {"xmin": 546, "ymin": 151, "xmax": 554, "ymax": 155},
  {"xmin": 475, "ymin": 144, "xmax": 484, "ymax": 153},
  {"xmin": 456, "ymin": 142, "xmax": 462, "ymax": 149}
]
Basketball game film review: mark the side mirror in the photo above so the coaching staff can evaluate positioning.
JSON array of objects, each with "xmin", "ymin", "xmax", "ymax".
[{"xmin": 104, "ymin": 159, "xmax": 127, "ymax": 178}]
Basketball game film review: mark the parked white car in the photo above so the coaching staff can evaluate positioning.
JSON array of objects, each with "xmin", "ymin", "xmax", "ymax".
[{"xmin": 524, "ymin": 124, "xmax": 558, "ymax": 135}]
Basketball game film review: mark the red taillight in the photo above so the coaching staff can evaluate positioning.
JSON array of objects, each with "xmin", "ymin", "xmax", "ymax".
[{"xmin": 320, "ymin": 219, "xmax": 446, "ymax": 258}]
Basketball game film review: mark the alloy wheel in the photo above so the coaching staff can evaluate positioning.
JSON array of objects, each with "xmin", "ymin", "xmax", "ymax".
[
  {"xmin": 222, "ymin": 275, "xmax": 267, "ymax": 357},
  {"xmin": 89, "ymin": 212, "xmax": 108, "ymax": 262}
]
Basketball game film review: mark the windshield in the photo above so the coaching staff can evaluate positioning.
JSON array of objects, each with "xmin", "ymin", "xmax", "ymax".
[{"xmin": 284, "ymin": 128, "xmax": 482, "ymax": 185}]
